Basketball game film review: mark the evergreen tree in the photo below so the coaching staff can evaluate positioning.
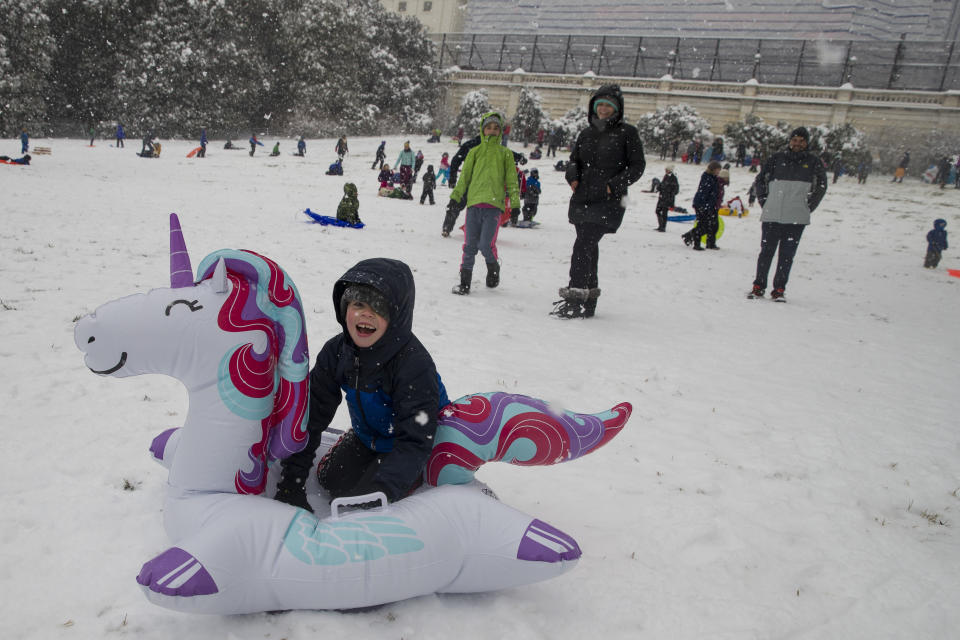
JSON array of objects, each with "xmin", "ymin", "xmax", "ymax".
[
  {"xmin": 723, "ymin": 114, "xmax": 790, "ymax": 164},
  {"xmin": 44, "ymin": 0, "xmax": 152, "ymax": 134},
  {"xmin": 635, "ymin": 104, "xmax": 711, "ymax": 156},
  {"xmin": 555, "ymin": 105, "xmax": 588, "ymax": 148},
  {"xmin": 284, "ymin": 0, "xmax": 441, "ymax": 135},
  {"xmin": 0, "ymin": 0, "xmax": 55, "ymax": 136},
  {"xmin": 115, "ymin": 0, "xmax": 272, "ymax": 135},
  {"xmin": 452, "ymin": 89, "xmax": 492, "ymax": 136},
  {"xmin": 511, "ymin": 87, "xmax": 547, "ymax": 145}
]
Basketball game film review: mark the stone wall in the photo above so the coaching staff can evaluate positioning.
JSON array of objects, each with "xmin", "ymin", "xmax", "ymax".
[{"xmin": 442, "ymin": 70, "xmax": 960, "ymax": 134}]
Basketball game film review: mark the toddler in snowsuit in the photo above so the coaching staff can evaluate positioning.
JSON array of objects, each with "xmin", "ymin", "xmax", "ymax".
[
  {"xmin": 924, "ymin": 219, "xmax": 948, "ymax": 268},
  {"xmin": 336, "ymin": 183, "xmax": 361, "ymax": 225},
  {"xmin": 420, "ymin": 165, "xmax": 436, "ymax": 205},
  {"xmin": 522, "ymin": 168, "xmax": 541, "ymax": 223}
]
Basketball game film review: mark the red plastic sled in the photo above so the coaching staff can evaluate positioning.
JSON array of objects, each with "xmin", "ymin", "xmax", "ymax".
[{"xmin": 186, "ymin": 146, "xmax": 203, "ymax": 158}]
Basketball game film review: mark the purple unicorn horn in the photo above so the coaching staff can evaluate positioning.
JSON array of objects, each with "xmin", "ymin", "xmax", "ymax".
[{"xmin": 169, "ymin": 213, "xmax": 194, "ymax": 288}]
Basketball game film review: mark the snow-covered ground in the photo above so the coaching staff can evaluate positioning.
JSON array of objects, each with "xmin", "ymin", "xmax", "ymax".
[{"xmin": 1, "ymin": 135, "xmax": 958, "ymax": 639}]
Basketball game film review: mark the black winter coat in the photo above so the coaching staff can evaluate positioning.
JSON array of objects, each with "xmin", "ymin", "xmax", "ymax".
[
  {"xmin": 693, "ymin": 172, "xmax": 721, "ymax": 212},
  {"xmin": 280, "ymin": 258, "xmax": 448, "ymax": 502},
  {"xmin": 565, "ymin": 85, "xmax": 645, "ymax": 232},
  {"xmin": 657, "ymin": 173, "xmax": 679, "ymax": 206}
]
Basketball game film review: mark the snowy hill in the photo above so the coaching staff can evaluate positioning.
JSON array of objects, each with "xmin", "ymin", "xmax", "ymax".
[{"xmin": 1, "ymin": 135, "xmax": 958, "ymax": 638}]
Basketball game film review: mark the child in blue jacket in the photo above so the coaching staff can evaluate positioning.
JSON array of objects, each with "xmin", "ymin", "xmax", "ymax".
[
  {"xmin": 273, "ymin": 258, "xmax": 449, "ymax": 512},
  {"xmin": 924, "ymin": 219, "xmax": 948, "ymax": 268}
]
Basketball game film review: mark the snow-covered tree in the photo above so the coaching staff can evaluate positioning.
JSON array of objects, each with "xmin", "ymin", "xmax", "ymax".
[
  {"xmin": 635, "ymin": 103, "xmax": 711, "ymax": 156},
  {"xmin": 511, "ymin": 87, "xmax": 547, "ymax": 145},
  {"xmin": 284, "ymin": 0, "xmax": 441, "ymax": 135},
  {"xmin": 554, "ymin": 105, "xmax": 588, "ymax": 148},
  {"xmin": 44, "ymin": 0, "xmax": 150, "ymax": 134},
  {"xmin": 0, "ymin": 0, "xmax": 55, "ymax": 135},
  {"xmin": 723, "ymin": 114, "xmax": 790, "ymax": 163},
  {"xmin": 451, "ymin": 89, "xmax": 492, "ymax": 136},
  {"xmin": 114, "ymin": 0, "xmax": 273, "ymax": 136}
]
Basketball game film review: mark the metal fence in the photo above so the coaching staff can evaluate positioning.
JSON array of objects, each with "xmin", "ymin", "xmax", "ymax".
[{"xmin": 431, "ymin": 33, "xmax": 960, "ymax": 91}]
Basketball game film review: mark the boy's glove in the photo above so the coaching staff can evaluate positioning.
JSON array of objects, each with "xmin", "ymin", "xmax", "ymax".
[{"xmin": 274, "ymin": 475, "xmax": 313, "ymax": 513}]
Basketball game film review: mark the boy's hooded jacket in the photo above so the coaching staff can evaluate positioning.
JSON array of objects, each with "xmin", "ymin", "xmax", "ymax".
[
  {"xmin": 280, "ymin": 258, "xmax": 449, "ymax": 501},
  {"xmin": 449, "ymin": 111, "xmax": 521, "ymax": 212},
  {"xmin": 565, "ymin": 85, "xmax": 646, "ymax": 232}
]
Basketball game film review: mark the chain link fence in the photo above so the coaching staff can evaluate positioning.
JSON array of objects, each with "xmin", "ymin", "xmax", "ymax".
[{"xmin": 432, "ymin": 33, "xmax": 960, "ymax": 91}]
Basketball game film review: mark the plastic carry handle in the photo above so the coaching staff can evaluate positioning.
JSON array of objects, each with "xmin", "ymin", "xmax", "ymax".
[{"xmin": 330, "ymin": 492, "xmax": 388, "ymax": 519}]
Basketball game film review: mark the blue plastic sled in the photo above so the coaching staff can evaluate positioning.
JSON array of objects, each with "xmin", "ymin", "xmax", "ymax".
[
  {"xmin": 667, "ymin": 214, "xmax": 696, "ymax": 222},
  {"xmin": 304, "ymin": 208, "xmax": 364, "ymax": 229}
]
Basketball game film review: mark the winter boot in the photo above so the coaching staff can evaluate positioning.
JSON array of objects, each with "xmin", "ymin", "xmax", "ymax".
[
  {"xmin": 452, "ymin": 269, "xmax": 472, "ymax": 295},
  {"xmin": 692, "ymin": 237, "xmax": 704, "ymax": 251},
  {"xmin": 748, "ymin": 284, "xmax": 765, "ymax": 299},
  {"xmin": 582, "ymin": 288, "xmax": 601, "ymax": 318},
  {"xmin": 551, "ymin": 287, "xmax": 589, "ymax": 319},
  {"xmin": 770, "ymin": 287, "xmax": 786, "ymax": 302},
  {"xmin": 485, "ymin": 261, "xmax": 500, "ymax": 288}
]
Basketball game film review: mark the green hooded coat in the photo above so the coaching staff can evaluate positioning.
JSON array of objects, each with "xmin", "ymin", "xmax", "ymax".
[
  {"xmin": 336, "ymin": 183, "xmax": 361, "ymax": 224},
  {"xmin": 449, "ymin": 111, "xmax": 521, "ymax": 212}
]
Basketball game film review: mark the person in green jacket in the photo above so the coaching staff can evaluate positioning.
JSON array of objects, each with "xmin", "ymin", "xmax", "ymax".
[
  {"xmin": 448, "ymin": 112, "xmax": 520, "ymax": 295},
  {"xmin": 336, "ymin": 182, "xmax": 361, "ymax": 225}
]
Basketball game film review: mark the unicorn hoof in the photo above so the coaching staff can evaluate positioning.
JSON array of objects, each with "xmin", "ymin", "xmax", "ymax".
[{"xmin": 137, "ymin": 547, "xmax": 218, "ymax": 596}]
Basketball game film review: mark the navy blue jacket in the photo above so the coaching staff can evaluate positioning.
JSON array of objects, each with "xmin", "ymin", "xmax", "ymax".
[
  {"xmin": 284, "ymin": 258, "xmax": 448, "ymax": 501},
  {"xmin": 693, "ymin": 171, "xmax": 720, "ymax": 212},
  {"xmin": 928, "ymin": 219, "xmax": 948, "ymax": 252}
]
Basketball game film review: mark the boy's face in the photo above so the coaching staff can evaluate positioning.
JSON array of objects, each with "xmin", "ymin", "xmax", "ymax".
[
  {"xmin": 344, "ymin": 301, "xmax": 389, "ymax": 348},
  {"xmin": 483, "ymin": 121, "xmax": 501, "ymax": 137}
]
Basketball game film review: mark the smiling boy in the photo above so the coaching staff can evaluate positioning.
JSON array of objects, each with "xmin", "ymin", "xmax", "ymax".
[{"xmin": 274, "ymin": 258, "xmax": 449, "ymax": 512}]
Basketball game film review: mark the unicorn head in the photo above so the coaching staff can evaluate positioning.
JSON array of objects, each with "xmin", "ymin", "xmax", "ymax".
[{"xmin": 75, "ymin": 214, "xmax": 310, "ymax": 494}]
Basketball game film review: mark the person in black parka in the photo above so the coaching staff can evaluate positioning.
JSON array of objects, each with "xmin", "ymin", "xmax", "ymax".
[
  {"xmin": 655, "ymin": 165, "xmax": 679, "ymax": 232},
  {"xmin": 552, "ymin": 84, "xmax": 645, "ymax": 318},
  {"xmin": 273, "ymin": 258, "xmax": 449, "ymax": 512},
  {"xmin": 688, "ymin": 161, "xmax": 722, "ymax": 250}
]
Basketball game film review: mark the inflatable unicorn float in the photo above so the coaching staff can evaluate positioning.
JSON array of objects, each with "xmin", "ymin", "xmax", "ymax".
[{"xmin": 74, "ymin": 214, "xmax": 631, "ymax": 614}]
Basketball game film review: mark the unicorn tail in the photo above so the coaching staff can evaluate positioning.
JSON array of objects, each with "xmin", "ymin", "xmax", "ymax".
[{"xmin": 425, "ymin": 392, "xmax": 631, "ymax": 486}]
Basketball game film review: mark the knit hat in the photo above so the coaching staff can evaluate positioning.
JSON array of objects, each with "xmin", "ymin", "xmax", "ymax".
[
  {"xmin": 664, "ymin": 164, "xmax": 675, "ymax": 172},
  {"xmin": 718, "ymin": 169, "xmax": 730, "ymax": 181},
  {"xmin": 481, "ymin": 114, "xmax": 501, "ymax": 130},
  {"xmin": 790, "ymin": 127, "xmax": 810, "ymax": 142},
  {"xmin": 593, "ymin": 98, "xmax": 619, "ymax": 115},
  {"xmin": 340, "ymin": 284, "xmax": 390, "ymax": 320}
]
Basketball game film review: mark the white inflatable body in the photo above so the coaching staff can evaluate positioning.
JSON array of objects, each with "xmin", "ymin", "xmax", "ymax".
[{"xmin": 74, "ymin": 215, "xmax": 626, "ymax": 614}]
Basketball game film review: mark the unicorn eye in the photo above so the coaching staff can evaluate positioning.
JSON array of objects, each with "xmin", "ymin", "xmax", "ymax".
[{"xmin": 165, "ymin": 299, "xmax": 204, "ymax": 316}]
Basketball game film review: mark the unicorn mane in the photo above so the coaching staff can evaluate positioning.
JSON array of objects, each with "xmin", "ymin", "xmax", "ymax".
[{"xmin": 195, "ymin": 249, "xmax": 310, "ymax": 494}]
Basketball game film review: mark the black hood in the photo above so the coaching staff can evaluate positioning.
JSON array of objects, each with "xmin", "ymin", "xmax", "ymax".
[
  {"xmin": 588, "ymin": 84, "xmax": 624, "ymax": 129},
  {"xmin": 333, "ymin": 258, "xmax": 415, "ymax": 352}
]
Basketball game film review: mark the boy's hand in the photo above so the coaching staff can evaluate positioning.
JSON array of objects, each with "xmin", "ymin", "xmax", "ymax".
[{"xmin": 570, "ymin": 180, "xmax": 578, "ymax": 192}]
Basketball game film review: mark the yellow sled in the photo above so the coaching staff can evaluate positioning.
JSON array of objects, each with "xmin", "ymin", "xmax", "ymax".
[{"xmin": 718, "ymin": 207, "xmax": 749, "ymax": 218}]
